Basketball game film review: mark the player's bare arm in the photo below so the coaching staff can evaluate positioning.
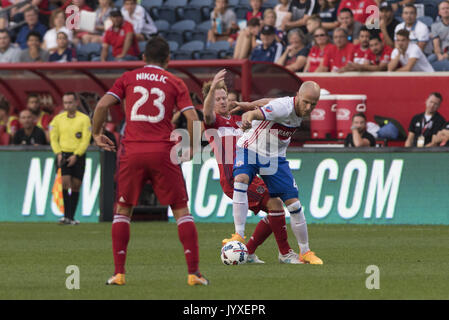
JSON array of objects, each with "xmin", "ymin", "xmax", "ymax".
[
  {"xmin": 230, "ymin": 98, "xmax": 274, "ymax": 114},
  {"xmin": 92, "ymin": 94, "xmax": 118, "ymax": 152},
  {"xmin": 241, "ymin": 108, "xmax": 264, "ymax": 130},
  {"xmin": 203, "ymin": 69, "xmax": 226, "ymax": 125},
  {"xmin": 183, "ymin": 107, "xmax": 200, "ymax": 156}
]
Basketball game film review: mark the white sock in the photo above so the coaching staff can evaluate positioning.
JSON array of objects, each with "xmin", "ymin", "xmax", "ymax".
[
  {"xmin": 233, "ymin": 182, "xmax": 248, "ymax": 238},
  {"xmin": 287, "ymin": 201, "xmax": 310, "ymax": 255}
]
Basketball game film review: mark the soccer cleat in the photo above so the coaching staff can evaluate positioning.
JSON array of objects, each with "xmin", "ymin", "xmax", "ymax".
[
  {"xmin": 300, "ymin": 251, "xmax": 323, "ymax": 265},
  {"xmin": 106, "ymin": 273, "xmax": 125, "ymax": 285},
  {"xmin": 247, "ymin": 253, "xmax": 265, "ymax": 264},
  {"xmin": 222, "ymin": 233, "xmax": 246, "ymax": 246},
  {"xmin": 278, "ymin": 249, "xmax": 303, "ymax": 264},
  {"xmin": 69, "ymin": 219, "xmax": 80, "ymax": 225},
  {"xmin": 187, "ymin": 273, "xmax": 209, "ymax": 286},
  {"xmin": 58, "ymin": 217, "xmax": 71, "ymax": 225}
]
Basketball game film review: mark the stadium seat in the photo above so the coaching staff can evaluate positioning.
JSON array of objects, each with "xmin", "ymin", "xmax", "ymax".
[
  {"xmin": 235, "ymin": 6, "xmax": 250, "ymax": 20},
  {"xmin": 155, "ymin": 7, "xmax": 177, "ymax": 24},
  {"xmin": 262, "ymin": 0, "xmax": 278, "ymax": 9},
  {"xmin": 196, "ymin": 20, "xmax": 212, "ymax": 32},
  {"xmin": 141, "ymin": 0, "xmax": 163, "ymax": 11},
  {"xmin": 154, "ymin": 19, "xmax": 170, "ymax": 33},
  {"xmin": 77, "ymin": 42, "xmax": 102, "ymax": 61},
  {"xmin": 173, "ymin": 40, "xmax": 205, "ymax": 60},
  {"xmin": 167, "ymin": 40, "xmax": 179, "ymax": 52},
  {"xmin": 239, "ymin": 0, "xmax": 250, "ymax": 6},
  {"xmin": 200, "ymin": 40, "xmax": 231, "ymax": 59},
  {"xmin": 424, "ymin": 3, "xmax": 438, "ymax": 19},
  {"xmin": 191, "ymin": 29, "xmax": 208, "ymax": 42},
  {"xmin": 165, "ymin": 19, "xmax": 196, "ymax": 45},
  {"xmin": 114, "ymin": 0, "xmax": 124, "ymax": 7},
  {"xmin": 185, "ymin": 0, "xmax": 213, "ymax": 22},
  {"xmin": 139, "ymin": 41, "xmax": 146, "ymax": 54},
  {"xmin": 228, "ymin": 0, "xmax": 239, "ymax": 6},
  {"xmin": 158, "ymin": 0, "xmax": 188, "ymax": 22},
  {"xmin": 418, "ymin": 15, "xmax": 433, "ymax": 28},
  {"xmin": 182, "ymin": 7, "xmax": 204, "ymax": 24}
]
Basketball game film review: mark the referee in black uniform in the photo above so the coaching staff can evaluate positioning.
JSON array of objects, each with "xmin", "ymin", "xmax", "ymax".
[{"xmin": 49, "ymin": 92, "xmax": 92, "ymax": 225}]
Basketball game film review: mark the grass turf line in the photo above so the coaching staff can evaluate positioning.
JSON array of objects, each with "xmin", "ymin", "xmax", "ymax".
[{"xmin": 0, "ymin": 222, "xmax": 448, "ymax": 300}]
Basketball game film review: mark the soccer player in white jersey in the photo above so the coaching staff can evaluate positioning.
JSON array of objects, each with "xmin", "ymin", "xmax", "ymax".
[{"xmin": 231, "ymin": 81, "xmax": 324, "ymax": 264}]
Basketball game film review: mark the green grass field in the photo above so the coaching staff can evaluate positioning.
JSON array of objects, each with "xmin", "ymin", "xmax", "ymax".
[{"xmin": 1, "ymin": 222, "xmax": 448, "ymax": 300}]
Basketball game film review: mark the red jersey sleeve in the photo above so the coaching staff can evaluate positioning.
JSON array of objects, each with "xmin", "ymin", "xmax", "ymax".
[
  {"xmin": 103, "ymin": 30, "xmax": 111, "ymax": 45},
  {"xmin": 175, "ymin": 78, "xmax": 194, "ymax": 112},
  {"xmin": 123, "ymin": 21, "xmax": 135, "ymax": 34},
  {"xmin": 107, "ymin": 73, "xmax": 127, "ymax": 102}
]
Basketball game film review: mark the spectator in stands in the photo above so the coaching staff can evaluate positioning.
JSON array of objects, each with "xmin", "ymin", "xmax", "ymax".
[
  {"xmin": 344, "ymin": 113, "xmax": 376, "ymax": 147},
  {"xmin": 276, "ymin": 28, "xmax": 309, "ymax": 72},
  {"xmin": 100, "ymin": 8, "xmax": 139, "ymax": 61},
  {"xmin": 49, "ymin": 32, "xmax": 77, "ymax": 62},
  {"xmin": 274, "ymin": 0, "xmax": 291, "ymax": 30},
  {"xmin": 390, "ymin": 0, "xmax": 415, "ymax": 15},
  {"xmin": 377, "ymin": 2, "xmax": 401, "ymax": 49},
  {"xmin": 232, "ymin": 17, "xmax": 261, "ymax": 59},
  {"xmin": 19, "ymin": 31, "xmax": 49, "ymax": 62},
  {"xmin": 249, "ymin": 25, "xmax": 284, "ymax": 62},
  {"xmin": 121, "ymin": 0, "xmax": 157, "ymax": 42},
  {"xmin": 429, "ymin": 1, "xmax": 449, "ymax": 71},
  {"xmin": 281, "ymin": 0, "xmax": 319, "ymax": 32},
  {"xmin": 262, "ymin": 9, "xmax": 285, "ymax": 42},
  {"xmin": 338, "ymin": 26, "xmax": 371, "ymax": 72},
  {"xmin": 405, "ymin": 92, "xmax": 446, "ymax": 147},
  {"xmin": 0, "ymin": 99, "xmax": 19, "ymax": 138},
  {"xmin": 208, "ymin": 0, "xmax": 238, "ymax": 43},
  {"xmin": 315, "ymin": 27, "xmax": 354, "ymax": 72},
  {"xmin": 68, "ymin": 0, "xmax": 94, "ymax": 46},
  {"xmin": 394, "ymin": 4, "xmax": 429, "ymax": 51},
  {"xmin": 318, "ymin": 0, "xmax": 340, "ymax": 31},
  {"xmin": 337, "ymin": 0, "xmax": 377, "ymax": 24},
  {"xmin": 8, "ymin": 0, "xmax": 50, "ymax": 25},
  {"xmin": 388, "ymin": 29, "xmax": 434, "ymax": 72},
  {"xmin": 13, "ymin": 109, "xmax": 47, "ymax": 145},
  {"xmin": 0, "ymin": 29, "xmax": 20, "ymax": 62},
  {"xmin": 15, "ymin": 6, "xmax": 47, "ymax": 49},
  {"xmin": 337, "ymin": 7, "xmax": 362, "ymax": 44},
  {"xmin": 246, "ymin": 0, "xmax": 264, "ymax": 22},
  {"xmin": 304, "ymin": 26, "xmax": 332, "ymax": 72},
  {"xmin": 305, "ymin": 14, "xmax": 321, "ymax": 45},
  {"xmin": 42, "ymin": 9, "xmax": 73, "ymax": 54},
  {"xmin": 79, "ymin": 0, "xmax": 113, "ymax": 44},
  {"xmin": 352, "ymin": 33, "xmax": 392, "ymax": 71},
  {"xmin": 26, "ymin": 93, "xmax": 52, "ymax": 142}
]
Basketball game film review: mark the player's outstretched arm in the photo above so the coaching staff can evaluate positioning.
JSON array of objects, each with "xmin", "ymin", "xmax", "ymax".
[
  {"xmin": 241, "ymin": 108, "xmax": 264, "ymax": 130},
  {"xmin": 92, "ymin": 94, "xmax": 119, "ymax": 152},
  {"xmin": 203, "ymin": 69, "xmax": 226, "ymax": 125},
  {"xmin": 230, "ymin": 98, "xmax": 274, "ymax": 114}
]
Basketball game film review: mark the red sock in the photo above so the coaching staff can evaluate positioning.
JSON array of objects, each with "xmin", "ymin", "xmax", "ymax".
[
  {"xmin": 246, "ymin": 216, "xmax": 272, "ymax": 254},
  {"xmin": 111, "ymin": 214, "xmax": 130, "ymax": 275},
  {"xmin": 177, "ymin": 215, "xmax": 199, "ymax": 275},
  {"xmin": 268, "ymin": 210, "xmax": 291, "ymax": 255}
]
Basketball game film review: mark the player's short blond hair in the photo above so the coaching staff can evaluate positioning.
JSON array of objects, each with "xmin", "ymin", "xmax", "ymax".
[{"xmin": 202, "ymin": 80, "xmax": 228, "ymax": 99}]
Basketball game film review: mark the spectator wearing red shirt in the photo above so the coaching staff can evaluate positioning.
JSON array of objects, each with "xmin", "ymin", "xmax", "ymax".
[
  {"xmin": 100, "ymin": 8, "xmax": 139, "ymax": 62},
  {"xmin": 304, "ymin": 26, "xmax": 333, "ymax": 72},
  {"xmin": 362, "ymin": 34, "xmax": 393, "ymax": 71},
  {"xmin": 337, "ymin": 0, "xmax": 377, "ymax": 24},
  {"xmin": 246, "ymin": 0, "xmax": 264, "ymax": 22},
  {"xmin": 339, "ymin": 26, "xmax": 371, "ymax": 72},
  {"xmin": 316, "ymin": 27, "xmax": 354, "ymax": 72}
]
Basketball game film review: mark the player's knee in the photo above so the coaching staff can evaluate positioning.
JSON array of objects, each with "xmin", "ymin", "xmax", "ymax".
[
  {"xmin": 116, "ymin": 204, "xmax": 133, "ymax": 217},
  {"xmin": 266, "ymin": 197, "xmax": 284, "ymax": 211},
  {"xmin": 286, "ymin": 199, "xmax": 302, "ymax": 215}
]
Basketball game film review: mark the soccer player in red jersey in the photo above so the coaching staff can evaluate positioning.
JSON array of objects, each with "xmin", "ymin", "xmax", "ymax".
[
  {"xmin": 92, "ymin": 36, "xmax": 208, "ymax": 286},
  {"xmin": 202, "ymin": 69, "xmax": 299, "ymax": 264}
]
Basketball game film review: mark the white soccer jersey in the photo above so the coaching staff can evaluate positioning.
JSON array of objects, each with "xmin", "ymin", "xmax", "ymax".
[{"xmin": 236, "ymin": 96, "xmax": 302, "ymax": 157}]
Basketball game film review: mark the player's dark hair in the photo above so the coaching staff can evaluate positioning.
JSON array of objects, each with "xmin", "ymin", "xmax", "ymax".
[
  {"xmin": 26, "ymin": 30, "xmax": 42, "ymax": 42},
  {"xmin": 359, "ymin": 26, "xmax": 371, "ymax": 35},
  {"xmin": 429, "ymin": 92, "xmax": 443, "ymax": 102},
  {"xmin": 63, "ymin": 92, "xmax": 78, "ymax": 100},
  {"xmin": 352, "ymin": 112, "xmax": 366, "ymax": 121},
  {"xmin": 27, "ymin": 93, "xmax": 39, "ymax": 102},
  {"xmin": 144, "ymin": 36, "xmax": 170, "ymax": 65},
  {"xmin": 247, "ymin": 17, "xmax": 260, "ymax": 27},
  {"xmin": 396, "ymin": 29, "xmax": 410, "ymax": 39},
  {"xmin": 339, "ymin": 8, "xmax": 353, "ymax": 17}
]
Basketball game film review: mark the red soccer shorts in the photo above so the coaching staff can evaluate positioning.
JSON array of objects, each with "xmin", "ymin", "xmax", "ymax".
[
  {"xmin": 223, "ymin": 175, "xmax": 270, "ymax": 214},
  {"xmin": 115, "ymin": 144, "xmax": 188, "ymax": 208}
]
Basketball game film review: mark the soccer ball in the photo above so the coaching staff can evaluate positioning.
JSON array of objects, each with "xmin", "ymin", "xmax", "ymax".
[{"xmin": 220, "ymin": 241, "xmax": 248, "ymax": 265}]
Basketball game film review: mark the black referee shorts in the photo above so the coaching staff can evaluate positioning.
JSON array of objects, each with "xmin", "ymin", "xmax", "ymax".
[{"xmin": 57, "ymin": 152, "xmax": 86, "ymax": 181}]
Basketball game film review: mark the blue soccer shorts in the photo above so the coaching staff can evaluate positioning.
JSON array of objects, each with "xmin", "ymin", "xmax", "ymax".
[{"xmin": 233, "ymin": 147, "xmax": 298, "ymax": 202}]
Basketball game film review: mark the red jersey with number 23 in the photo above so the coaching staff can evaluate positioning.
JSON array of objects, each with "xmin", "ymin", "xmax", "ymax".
[{"xmin": 107, "ymin": 65, "xmax": 194, "ymax": 149}]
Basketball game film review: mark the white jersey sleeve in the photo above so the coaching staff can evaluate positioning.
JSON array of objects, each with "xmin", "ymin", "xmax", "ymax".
[{"xmin": 260, "ymin": 97, "xmax": 294, "ymax": 123}]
